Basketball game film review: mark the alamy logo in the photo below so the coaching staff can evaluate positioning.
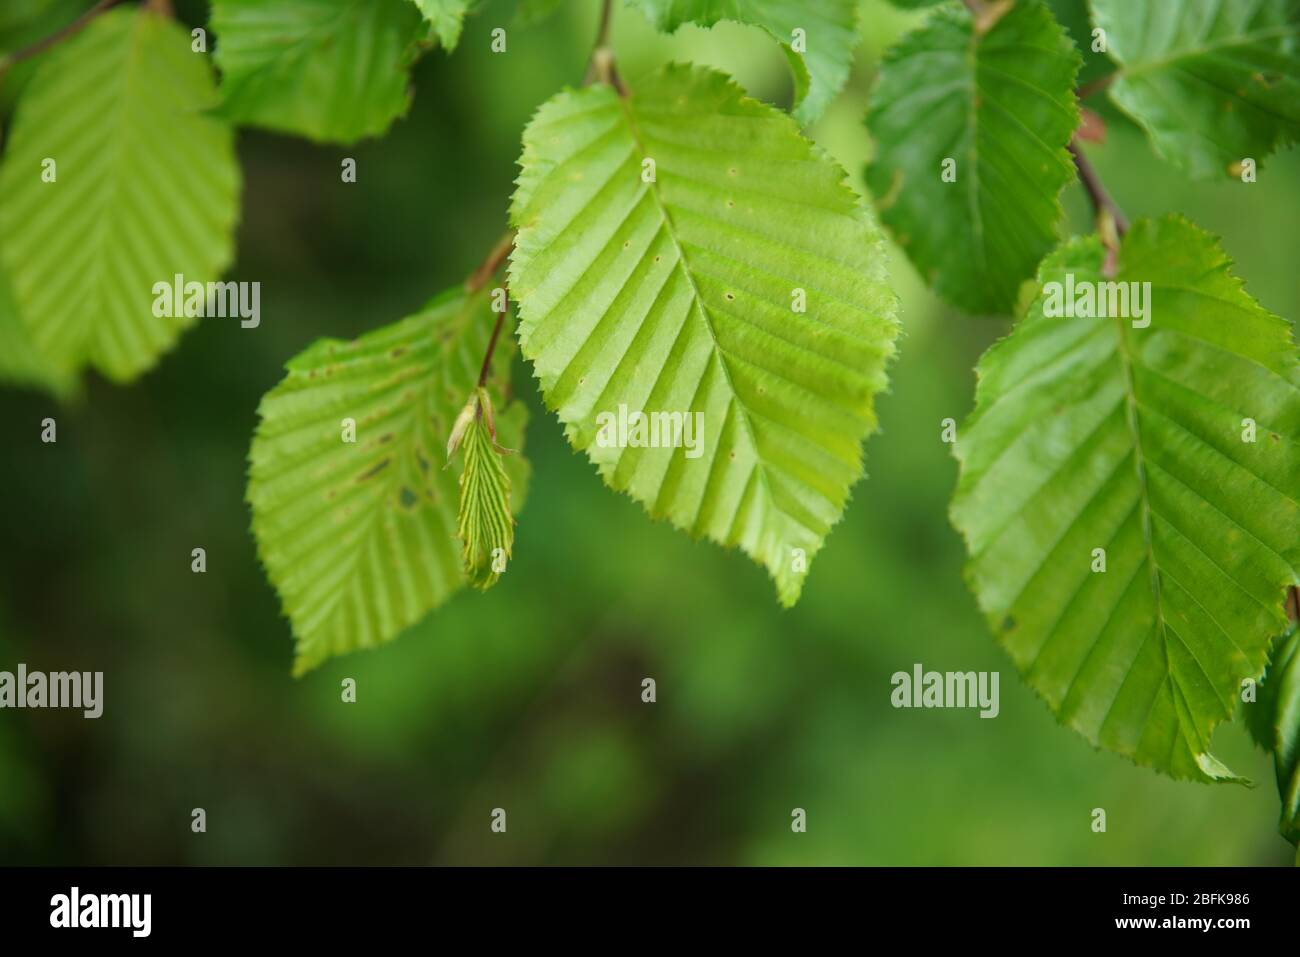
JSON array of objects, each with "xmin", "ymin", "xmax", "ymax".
[
  {"xmin": 891, "ymin": 663, "xmax": 999, "ymax": 718},
  {"xmin": 0, "ymin": 665, "xmax": 101, "ymax": 718},
  {"xmin": 50, "ymin": 887, "xmax": 150, "ymax": 937},
  {"xmin": 594, "ymin": 404, "xmax": 704, "ymax": 459},
  {"xmin": 1042, "ymin": 272, "xmax": 1151, "ymax": 328},
  {"xmin": 152, "ymin": 273, "xmax": 260, "ymax": 328}
]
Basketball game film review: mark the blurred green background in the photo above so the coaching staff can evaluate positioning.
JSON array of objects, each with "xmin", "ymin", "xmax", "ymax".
[{"xmin": 1, "ymin": 0, "xmax": 1297, "ymax": 865}]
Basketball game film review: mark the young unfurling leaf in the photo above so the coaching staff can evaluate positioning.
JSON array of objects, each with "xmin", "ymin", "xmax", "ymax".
[
  {"xmin": 247, "ymin": 288, "xmax": 529, "ymax": 675},
  {"xmin": 453, "ymin": 388, "xmax": 515, "ymax": 590}
]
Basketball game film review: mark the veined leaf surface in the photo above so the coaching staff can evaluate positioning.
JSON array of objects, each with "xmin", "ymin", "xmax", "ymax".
[
  {"xmin": 509, "ymin": 63, "xmax": 899, "ymax": 605},
  {"xmin": 952, "ymin": 216, "xmax": 1300, "ymax": 782},
  {"xmin": 865, "ymin": 0, "xmax": 1080, "ymax": 315},
  {"xmin": 211, "ymin": 0, "xmax": 427, "ymax": 144},
  {"xmin": 1092, "ymin": 0, "xmax": 1300, "ymax": 179},
  {"xmin": 0, "ymin": 8, "xmax": 239, "ymax": 383},
  {"xmin": 0, "ymin": 261, "xmax": 72, "ymax": 397}
]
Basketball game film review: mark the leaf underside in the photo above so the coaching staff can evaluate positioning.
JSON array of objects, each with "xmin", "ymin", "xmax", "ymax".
[
  {"xmin": 0, "ymin": 8, "xmax": 239, "ymax": 383},
  {"xmin": 865, "ymin": 0, "xmax": 1080, "ymax": 315},
  {"xmin": 952, "ymin": 215, "xmax": 1300, "ymax": 783},
  {"xmin": 509, "ymin": 63, "xmax": 899, "ymax": 605},
  {"xmin": 247, "ymin": 287, "xmax": 529, "ymax": 675},
  {"xmin": 211, "ymin": 0, "xmax": 427, "ymax": 144},
  {"xmin": 1092, "ymin": 0, "xmax": 1300, "ymax": 179},
  {"xmin": 628, "ymin": 0, "xmax": 860, "ymax": 125}
]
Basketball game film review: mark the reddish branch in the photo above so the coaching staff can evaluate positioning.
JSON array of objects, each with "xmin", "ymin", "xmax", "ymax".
[{"xmin": 0, "ymin": 0, "xmax": 127, "ymax": 78}]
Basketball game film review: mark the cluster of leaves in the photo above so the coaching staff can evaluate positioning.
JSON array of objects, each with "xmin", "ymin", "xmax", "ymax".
[
  {"xmin": 3, "ymin": 0, "xmax": 1300, "ymax": 849},
  {"xmin": 877, "ymin": 0, "xmax": 1300, "ymax": 844}
]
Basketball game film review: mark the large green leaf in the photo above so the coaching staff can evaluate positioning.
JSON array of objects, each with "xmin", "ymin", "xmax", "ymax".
[
  {"xmin": 1092, "ymin": 0, "xmax": 1300, "ymax": 179},
  {"xmin": 951, "ymin": 216, "xmax": 1300, "ymax": 782},
  {"xmin": 865, "ymin": 0, "xmax": 1080, "ymax": 315},
  {"xmin": 410, "ymin": 0, "xmax": 471, "ymax": 50},
  {"xmin": 248, "ymin": 287, "xmax": 529, "ymax": 675},
  {"xmin": 1248, "ymin": 618, "xmax": 1300, "ymax": 845},
  {"xmin": 627, "ymin": 0, "xmax": 859, "ymax": 125},
  {"xmin": 509, "ymin": 63, "xmax": 899, "ymax": 605},
  {"xmin": 0, "ymin": 8, "xmax": 239, "ymax": 383},
  {"xmin": 211, "ymin": 0, "xmax": 428, "ymax": 144}
]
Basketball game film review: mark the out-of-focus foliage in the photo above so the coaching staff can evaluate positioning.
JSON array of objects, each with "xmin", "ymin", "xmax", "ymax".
[
  {"xmin": 0, "ymin": 7, "xmax": 239, "ymax": 384},
  {"xmin": 0, "ymin": 0, "xmax": 1297, "ymax": 865}
]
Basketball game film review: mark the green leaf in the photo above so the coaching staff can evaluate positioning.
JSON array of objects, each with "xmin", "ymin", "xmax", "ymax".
[
  {"xmin": 0, "ymin": 261, "xmax": 73, "ymax": 397},
  {"xmin": 211, "ymin": 0, "xmax": 427, "ymax": 144},
  {"xmin": 248, "ymin": 286, "xmax": 529, "ymax": 676},
  {"xmin": 509, "ymin": 63, "xmax": 899, "ymax": 605},
  {"xmin": 452, "ymin": 388, "xmax": 516, "ymax": 590},
  {"xmin": 410, "ymin": 0, "xmax": 470, "ymax": 51},
  {"xmin": 0, "ymin": 8, "xmax": 240, "ymax": 383},
  {"xmin": 951, "ymin": 215, "xmax": 1300, "ymax": 783},
  {"xmin": 627, "ymin": 0, "xmax": 860, "ymax": 125},
  {"xmin": 1092, "ymin": 0, "xmax": 1300, "ymax": 179},
  {"xmin": 865, "ymin": 0, "xmax": 1080, "ymax": 315},
  {"xmin": 1253, "ymin": 622, "xmax": 1300, "ymax": 843}
]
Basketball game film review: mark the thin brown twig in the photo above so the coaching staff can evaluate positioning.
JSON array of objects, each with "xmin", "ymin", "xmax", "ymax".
[
  {"xmin": 466, "ymin": 231, "xmax": 515, "ymax": 293},
  {"xmin": 477, "ymin": 287, "xmax": 508, "ymax": 388},
  {"xmin": 961, "ymin": 0, "xmax": 1013, "ymax": 34},
  {"xmin": 1077, "ymin": 72, "xmax": 1116, "ymax": 100},
  {"xmin": 584, "ymin": 0, "xmax": 626, "ymax": 94},
  {"xmin": 466, "ymin": 232, "xmax": 514, "ymax": 388},
  {"xmin": 1069, "ymin": 140, "xmax": 1129, "ymax": 236},
  {"xmin": 0, "ymin": 0, "xmax": 126, "ymax": 78},
  {"xmin": 594, "ymin": 0, "xmax": 614, "ymax": 49},
  {"xmin": 472, "ymin": 0, "xmax": 630, "ymax": 391}
]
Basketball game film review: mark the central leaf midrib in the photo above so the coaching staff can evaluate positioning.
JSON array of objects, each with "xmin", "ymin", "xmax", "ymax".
[
  {"xmin": 1109, "ymin": 306, "xmax": 1200, "ymax": 757},
  {"xmin": 87, "ymin": 12, "xmax": 150, "ymax": 368},
  {"xmin": 614, "ymin": 90, "xmax": 790, "ymax": 538}
]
